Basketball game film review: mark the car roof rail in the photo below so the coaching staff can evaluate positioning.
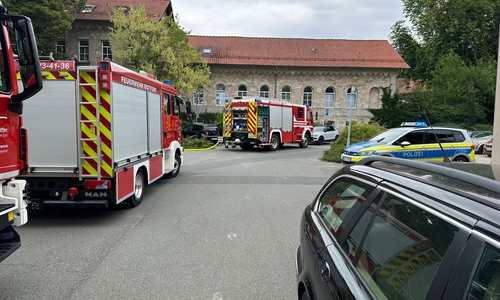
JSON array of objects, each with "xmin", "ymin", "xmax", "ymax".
[{"xmin": 355, "ymin": 156, "xmax": 500, "ymax": 196}]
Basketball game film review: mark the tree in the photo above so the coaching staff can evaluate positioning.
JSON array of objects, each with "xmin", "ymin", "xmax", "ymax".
[
  {"xmin": 430, "ymin": 52, "xmax": 496, "ymax": 125},
  {"xmin": 109, "ymin": 5, "xmax": 211, "ymax": 95},
  {"xmin": 5, "ymin": 0, "xmax": 85, "ymax": 56},
  {"xmin": 390, "ymin": 0, "xmax": 500, "ymax": 80}
]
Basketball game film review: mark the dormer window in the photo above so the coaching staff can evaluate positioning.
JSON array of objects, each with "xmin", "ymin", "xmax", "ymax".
[
  {"xmin": 116, "ymin": 6, "xmax": 130, "ymax": 14},
  {"xmin": 203, "ymin": 48, "xmax": 211, "ymax": 54},
  {"xmin": 82, "ymin": 5, "xmax": 97, "ymax": 13}
]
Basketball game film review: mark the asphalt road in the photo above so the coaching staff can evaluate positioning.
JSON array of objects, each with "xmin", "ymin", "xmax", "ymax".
[{"xmin": 0, "ymin": 143, "xmax": 340, "ymax": 300}]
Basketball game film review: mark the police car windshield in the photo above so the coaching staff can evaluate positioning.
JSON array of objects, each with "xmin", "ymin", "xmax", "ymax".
[{"xmin": 368, "ymin": 129, "xmax": 408, "ymax": 143}]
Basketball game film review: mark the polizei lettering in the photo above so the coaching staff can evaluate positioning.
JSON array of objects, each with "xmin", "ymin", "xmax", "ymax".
[
  {"xmin": 120, "ymin": 76, "xmax": 157, "ymax": 93},
  {"xmin": 402, "ymin": 151, "xmax": 424, "ymax": 158}
]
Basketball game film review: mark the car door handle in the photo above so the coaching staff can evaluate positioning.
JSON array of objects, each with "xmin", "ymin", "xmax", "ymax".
[{"xmin": 320, "ymin": 261, "xmax": 330, "ymax": 282}]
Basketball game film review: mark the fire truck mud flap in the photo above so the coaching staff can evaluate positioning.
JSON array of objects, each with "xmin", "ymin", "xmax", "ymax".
[{"xmin": 0, "ymin": 225, "xmax": 21, "ymax": 263}]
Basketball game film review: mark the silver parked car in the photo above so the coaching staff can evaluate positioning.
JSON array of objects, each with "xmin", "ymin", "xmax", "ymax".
[
  {"xmin": 312, "ymin": 125, "xmax": 339, "ymax": 145},
  {"xmin": 472, "ymin": 133, "xmax": 493, "ymax": 154}
]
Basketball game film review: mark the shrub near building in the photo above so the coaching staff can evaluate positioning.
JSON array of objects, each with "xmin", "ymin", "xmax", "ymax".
[{"xmin": 321, "ymin": 122, "xmax": 386, "ymax": 163}]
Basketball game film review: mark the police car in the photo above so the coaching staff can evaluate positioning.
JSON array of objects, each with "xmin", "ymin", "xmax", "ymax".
[{"xmin": 341, "ymin": 122, "xmax": 475, "ymax": 164}]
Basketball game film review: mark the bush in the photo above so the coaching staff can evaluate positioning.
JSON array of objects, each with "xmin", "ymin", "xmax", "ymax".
[
  {"xmin": 321, "ymin": 122, "xmax": 387, "ymax": 163},
  {"xmin": 182, "ymin": 136, "xmax": 213, "ymax": 149}
]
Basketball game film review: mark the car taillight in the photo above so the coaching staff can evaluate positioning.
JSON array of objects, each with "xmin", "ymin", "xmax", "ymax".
[
  {"xmin": 471, "ymin": 145, "xmax": 475, "ymax": 150},
  {"xmin": 205, "ymin": 130, "xmax": 209, "ymax": 135},
  {"xmin": 84, "ymin": 180, "xmax": 111, "ymax": 190}
]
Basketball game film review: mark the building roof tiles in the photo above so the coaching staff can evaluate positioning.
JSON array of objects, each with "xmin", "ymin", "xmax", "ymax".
[
  {"xmin": 189, "ymin": 36, "xmax": 409, "ymax": 69},
  {"xmin": 75, "ymin": 0, "xmax": 171, "ymax": 21}
]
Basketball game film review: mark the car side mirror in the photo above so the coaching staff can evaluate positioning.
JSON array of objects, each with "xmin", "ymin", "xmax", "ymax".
[{"xmin": 401, "ymin": 141, "xmax": 410, "ymax": 147}]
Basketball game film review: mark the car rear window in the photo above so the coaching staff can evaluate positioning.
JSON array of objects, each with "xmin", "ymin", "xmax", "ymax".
[
  {"xmin": 317, "ymin": 177, "xmax": 375, "ymax": 238},
  {"xmin": 428, "ymin": 129, "xmax": 465, "ymax": 143},
  {"xmin": 345, "ymin": 193, "xmax": 459, "ymax": 300}
]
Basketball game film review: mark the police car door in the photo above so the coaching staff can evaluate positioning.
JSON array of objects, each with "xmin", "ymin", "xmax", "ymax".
[{"xmin": 396, "ymin": 129, "xmax": 427, "ymax": 161}]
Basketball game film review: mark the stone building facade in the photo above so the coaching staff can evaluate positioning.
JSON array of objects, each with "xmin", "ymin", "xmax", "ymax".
[
  {"xmin": 60, "ymin": 0, "xmax": 172, "ymax": 65},
  {"xmin": 190, "ymin": 65, "xmax": 397, "ymax": 131},
  {"xmin": 188, "ymin": 36, "xmax": 408, "ymax": 131}
]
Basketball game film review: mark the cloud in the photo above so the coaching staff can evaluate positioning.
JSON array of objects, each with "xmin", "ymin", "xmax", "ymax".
[{"xmin": 174, "ymin": 0, "xmax": 405, "ymax": 40}]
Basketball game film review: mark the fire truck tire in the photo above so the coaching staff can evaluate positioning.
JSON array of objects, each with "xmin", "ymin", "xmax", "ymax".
[
  {"xmin": 240, "ymin": 143, "xmax": 254, "ymax": 150},
  {"xmin": 164, "ymin": 153, "xmax": 181, "ymax": 179},
  {"xmin": 270, "ymin": 134, "xmax": 280, "ymax": 151},
  {"xmin": 129, "ymin": 169, "xmax": 145, "ymax": 208},
  {"xmin": 299, "ymin": 133, "xmax": 310, "ymax": 148}
]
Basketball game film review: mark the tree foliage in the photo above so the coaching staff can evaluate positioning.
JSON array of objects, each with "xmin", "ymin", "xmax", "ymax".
[
  {"xmin": 109, "ymin": 5, "xmax": 211, "ymax": 95},
  {"xmin": 5, "ymin": 0, "xmax": 85, "ymax": 56},
  {"xmin": 390, "ymin": 0, "xmax": 500, "ymax": 80}
]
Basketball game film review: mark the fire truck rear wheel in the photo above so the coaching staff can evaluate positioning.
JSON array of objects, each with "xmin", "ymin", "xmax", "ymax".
[
  {"xmin": 129, "ymin": 169, "xmax": 144, "ymax": 208},
  {"xmin": 270, "ymin": 134, "xmax": 280, "ymax": 151}
]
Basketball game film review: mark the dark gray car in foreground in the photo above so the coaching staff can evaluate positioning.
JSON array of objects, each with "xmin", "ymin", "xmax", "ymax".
[{"xmin": 297, "ymin": 156, "xmax": 500, "ymax": 299}]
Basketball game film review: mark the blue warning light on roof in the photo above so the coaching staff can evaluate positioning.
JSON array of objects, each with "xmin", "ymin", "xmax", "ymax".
[{"xmin": 400, "ymin": 121, "xmax": 427, "ymax": 127}]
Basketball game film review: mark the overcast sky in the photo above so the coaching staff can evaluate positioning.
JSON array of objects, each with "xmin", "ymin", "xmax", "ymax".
[{"xmin": 173, "ymin": 0, "xmax": 406, "ymax": 40}]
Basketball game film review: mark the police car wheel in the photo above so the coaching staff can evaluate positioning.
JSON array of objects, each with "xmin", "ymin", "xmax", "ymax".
[
  {"xmin": 452, "ymin": 156, "xmax": 469, "ymax": 162},
  {"xmin": 129, "ymin": 169, "xmax": 144, "ymax": 208}
]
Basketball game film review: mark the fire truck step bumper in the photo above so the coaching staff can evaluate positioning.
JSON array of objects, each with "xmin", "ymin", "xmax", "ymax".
[
  {"xmin": 0, "ymin": 226, "xmax": 21, "ymax": 263},
  {"xmin": 43, "ymin": 200, "xmax": 109, "ymax": 209}
]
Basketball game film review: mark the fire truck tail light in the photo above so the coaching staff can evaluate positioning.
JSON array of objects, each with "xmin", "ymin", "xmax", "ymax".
[
  {"xmin": 99, "ymin": 61, "xmax": 111, "ymax": 91},
  {"xmin": 68, "ymin": 187, "xmax": 78, "ymax": 197},
  {"xmin": 84, "ymin": 180, "xmax": 111, "ymax": 190}
]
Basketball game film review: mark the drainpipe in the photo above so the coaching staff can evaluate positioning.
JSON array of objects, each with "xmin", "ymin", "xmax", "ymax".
[{"xmin": 274, "ymin": 66, "xmax": 278, "ymax": 98}]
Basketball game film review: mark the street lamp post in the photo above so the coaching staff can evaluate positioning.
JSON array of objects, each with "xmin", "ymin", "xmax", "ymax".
[{"xmin": 346, "ymin": 86, "xmax": 356, "ymax": 147}]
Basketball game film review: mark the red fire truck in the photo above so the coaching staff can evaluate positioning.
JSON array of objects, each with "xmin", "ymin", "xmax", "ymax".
[
  {"xmin": 20, "ymin": 60, "xmax": 184, "ymax": 210},
  {"xmin": 222, "ymin": 97, "xmax": 314, "ymax": 150},
  {"xmin": 0, "ymin": 2, "xmax": 42, "ymax": 261}
]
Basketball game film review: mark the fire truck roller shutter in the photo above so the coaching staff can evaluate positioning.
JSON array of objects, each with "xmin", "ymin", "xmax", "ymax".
[
  {"xmin": 22, "ymin": 74, "xmax": 78, "ymax": 168},
  {"xmin": 282, "ymin": 106, "xmax": 293, "ymax": 132},
  {"xmin": 112, "ymin": 81, "xmax": 148, "ymax": 162},
  {"xmin": 147, "ymin": 91, "xmax": 161, "ymax": 154}
]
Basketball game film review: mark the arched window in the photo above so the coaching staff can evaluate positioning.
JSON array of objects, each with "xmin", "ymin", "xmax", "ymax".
[
  {"xmin": 281, "ymin": 86, "xmax": 291, "ymax": 102},
  {"xmin": 303, "ymin": 86, "xmax": 313, "ymax": 106},
  {"xmin": 193, "ymin": 90, "xmax": 204, "ymax": 105},
  {"xmin": 325, "ymin": 87, "xmax": 335, "ymax": 108},
  {"xmin": 260, "ymin": 85, "xmax": 270, "ymax": 98},
  {"xmin": 347, "ymin": 86, "xmax": 357, "ymax": 108},
  {"xmin": 238, "ymin": 85, "xmax": 247, "ymax": 97},
  {"xmin": 215, "ymin": 84, "xmax": 225, "ymax": 106}
]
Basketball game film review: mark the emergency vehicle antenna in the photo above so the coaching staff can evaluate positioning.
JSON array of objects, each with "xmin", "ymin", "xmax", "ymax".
[{"xmin": 424, "ymin": 110, "xmax": 451, "ymax": 162}]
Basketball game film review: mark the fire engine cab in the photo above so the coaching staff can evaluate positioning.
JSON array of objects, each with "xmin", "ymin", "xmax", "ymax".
[
  {"xmin": 223, "ymin": 97, "xmax": 314, "ymax": 150},
  {"xmin": 20, "ymin": 59, "xmax": 184, "ymax": 209},
  {"xmin": 0, "ymin": 0, "xmax": 42, "ymax": 261}
]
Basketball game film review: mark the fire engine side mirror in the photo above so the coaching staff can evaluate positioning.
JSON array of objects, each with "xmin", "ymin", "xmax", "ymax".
[{"xmin": 7, "ymin": 16, "xmax": 43, "ymax": 103}]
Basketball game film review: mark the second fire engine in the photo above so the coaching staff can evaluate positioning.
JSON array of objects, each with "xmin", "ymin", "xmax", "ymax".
[
  {"xmin": 223, "ymin": 97, "xmax": 314, "ymax": 150},
  {"xmin": 20, "ymin": 59, "xmax": 184, "ymax": 209}
]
